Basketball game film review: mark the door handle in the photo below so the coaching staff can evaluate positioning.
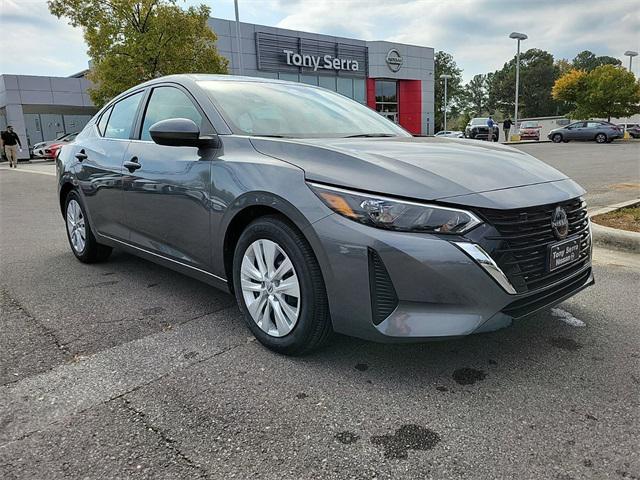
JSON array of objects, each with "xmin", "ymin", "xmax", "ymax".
[
  {"xmin": 123, "ymin": 157, "xmax": 141, "ymax": 172},
  {"xmin": 75, "ymin": 150, "xmax": 87, "ymax": 162}
]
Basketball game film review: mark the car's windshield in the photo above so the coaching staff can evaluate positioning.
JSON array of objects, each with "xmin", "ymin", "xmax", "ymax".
[
  {"xmin": 470, "ymin": 118, "xmax": 488, "ymax": 125},
  {"xmin": 520, "ymin": 121, "xmax": 538, "ymax": 128},
  {"xmin": 198, "ymin": 80, "xmax": 409, "ymax": 138}
]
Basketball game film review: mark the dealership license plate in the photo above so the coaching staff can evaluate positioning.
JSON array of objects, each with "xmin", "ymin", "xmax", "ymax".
[{"xmin": 548, "ymin": 237, "xmax": 581, "ymax": 272}]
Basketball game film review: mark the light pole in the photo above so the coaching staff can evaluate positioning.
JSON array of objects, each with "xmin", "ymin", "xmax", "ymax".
[
  {"xmin": 234, "ymin": 0, "xmax": 244, "ymax": 75},
  {"xmin": 440, "ymin": 74, "xmax": 452, "ymax": 132},
  {"xmin": 509, "ymin": 32, "xmax": 527, "ymax": 138},
  {"xmin": 623, "ymin": 51, "xmax": 637, "ymax": 139},
  {"xmin": 624, "ymin": 50, "xmax": 638, "ymax": 72}
]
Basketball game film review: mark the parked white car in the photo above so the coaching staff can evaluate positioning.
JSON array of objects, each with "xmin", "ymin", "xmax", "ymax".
[
  {"xmin": 435, "ymin": 130, "xmax": 464, "ymax": 138},
  {"xmin": 32, "ymin": 132, "xmax": 78, "ymax": 159}
]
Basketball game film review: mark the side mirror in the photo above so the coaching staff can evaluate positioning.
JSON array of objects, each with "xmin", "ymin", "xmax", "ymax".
[{"xmin": 149, "ymin": 118, "xmax": 219, "ymax": 148}]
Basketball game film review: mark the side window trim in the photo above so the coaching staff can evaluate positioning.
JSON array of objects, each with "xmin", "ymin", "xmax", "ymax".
[
  {"xmin": 135, "ymin": 83, "xmax": 214, "ymax": 141},
  {"xmin": 96, "ymin": 105, "xmax": 113, "ymax": 137}
]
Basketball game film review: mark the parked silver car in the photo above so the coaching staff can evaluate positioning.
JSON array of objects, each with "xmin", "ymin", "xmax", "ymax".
[
  {"xmin": 548, "ymin": 121, "xmax": 623, "ymax": 144},
  {"xmin": 434, "ymin": 130, "xmax": 464, "ymax": 138},
  {"xmin": 57, "ymin": 75, "xmax": 593, "ymax": 354}
]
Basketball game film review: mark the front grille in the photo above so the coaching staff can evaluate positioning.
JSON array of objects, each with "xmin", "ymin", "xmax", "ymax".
[
  {"xmin": 368, "ymin": 248, "xmax": 399, "ymax": 325},
  {"xmin": 474, "ymin": 198, "xmax": 591, "ymax": 293},
  {"xmin": 502, "ymin": 268, "xmax": 593, "ymax": 318}
]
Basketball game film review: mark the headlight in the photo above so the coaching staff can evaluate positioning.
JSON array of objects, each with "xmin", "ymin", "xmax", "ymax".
[{"xmin": 308, "ymin": 183, "xmax": 482, "ymax": 234}]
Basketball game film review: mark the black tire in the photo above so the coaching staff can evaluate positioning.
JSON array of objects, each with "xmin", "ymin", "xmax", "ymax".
[
  {"xmin": 232, "ymin": 215, "xmax": 332, "ymax": 355},
  {"xmin": 552, "ymin": 133, "xmax": 563, "ymax": 143},
  {"xmin": 64, "ymin": 190, "xmax": 112, "ymax": 263},
  {"xmin": 595, "ymin": 133, "xmax": 607, "ymax": 144}
]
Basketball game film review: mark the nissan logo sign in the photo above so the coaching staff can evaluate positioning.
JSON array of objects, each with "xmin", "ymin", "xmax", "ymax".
[
  {"xmin": 385, "ymin": 49, "xmax": 403, "ymax": 72},
  {"xmin": 551, "ymin": 206, "xmax": 569, "ymax": 240}
]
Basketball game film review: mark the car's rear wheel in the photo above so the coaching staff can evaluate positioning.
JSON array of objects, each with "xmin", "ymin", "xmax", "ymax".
[
  {"xmin": 65, "ymin": 191, "xmax": 112, "ymax": 263},
  {"xmin": 232, "ymin": 215, "xmax": 331, "ymax": 355},
  {"xmin": 552, "ymin": 133, "xmax": 563, "ymax": 143},
  {"xmin": 595, "ymin": 133, "xmax": 607, "ymax": 143}
]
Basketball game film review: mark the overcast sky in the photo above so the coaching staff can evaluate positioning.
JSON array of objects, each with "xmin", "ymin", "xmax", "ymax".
[{"xmin": 1, "ymin": 0, "xmax": 638, "ymax": 82}]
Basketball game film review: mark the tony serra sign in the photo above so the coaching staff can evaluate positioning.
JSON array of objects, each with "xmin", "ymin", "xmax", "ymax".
[
  {"xmin": 256, "ymin": 32, "xmax": 368, "ymax": 77},
  {"xmin": 284, "ymin": 50, "xmax": 359, "ymax": 72}
]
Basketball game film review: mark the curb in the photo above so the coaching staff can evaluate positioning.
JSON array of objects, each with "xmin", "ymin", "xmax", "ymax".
[{"xmin": 589, "ymin": 199, "xmax": 640, "ymax": 254}]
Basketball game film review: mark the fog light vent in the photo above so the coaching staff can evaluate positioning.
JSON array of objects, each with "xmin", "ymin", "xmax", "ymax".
[{"xmin": 368, "ymin": 248, "xmax": 399, "ymax": 325}]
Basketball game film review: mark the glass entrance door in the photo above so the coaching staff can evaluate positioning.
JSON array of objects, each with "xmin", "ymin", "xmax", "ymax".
[{"xmin": 375, "ymin": 80, "xmax": 398, "ymax": 124}]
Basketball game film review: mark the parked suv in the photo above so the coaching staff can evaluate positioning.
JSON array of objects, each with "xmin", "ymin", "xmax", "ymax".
[
  {"xmin": 548, "ymin": 121, "xmax": 623, "ymax": 143},
  {"xmin": 465, "ymin": 118, "xmax": 499, "ymax": 141},
  {"xmin": 57, "ymin": 75, "xmax": 593, "ymax": 354}
]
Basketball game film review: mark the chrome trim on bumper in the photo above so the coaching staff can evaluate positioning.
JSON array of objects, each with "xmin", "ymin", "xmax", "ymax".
[{"xmin": 452, "ymin": 241, "xmax": 517, "ymax": 295}]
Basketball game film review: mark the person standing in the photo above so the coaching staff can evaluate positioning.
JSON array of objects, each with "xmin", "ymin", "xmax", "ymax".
[
  {"xmin": 1, "ymin": 126, "xmax": 22, "ymax": 168},
  {"xmin": 486, "ymin": 116, "xmax": 495, "ymax": 141},
  {"xmin": 503, "ymin": 117, "xmax": 513, "ymax": 142}
]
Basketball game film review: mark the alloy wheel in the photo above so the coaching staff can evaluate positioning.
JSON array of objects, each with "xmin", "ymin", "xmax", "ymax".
[
  {"xmin": 552, "ymin": 134, "xmax": 562, "ymax": 143},
  {"xmin": 240, "ymin": 239, "xmax": 300, "ymax": 337},
  {"xmin": 66, "ymin": 199, "xmax": 86, "ymax": 253},
  {"xmin": 596, "ymin": 133, "xmax": 606, "ymax": 143}
]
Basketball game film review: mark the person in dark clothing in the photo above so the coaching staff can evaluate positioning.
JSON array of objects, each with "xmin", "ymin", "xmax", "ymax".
[
  {"xmin": 1, "ymin": 126, "xmax": 22, "ymax": 168},
  {"xmin": 503, "ymin": 118, "xmax": 513, "ymax": 142}
]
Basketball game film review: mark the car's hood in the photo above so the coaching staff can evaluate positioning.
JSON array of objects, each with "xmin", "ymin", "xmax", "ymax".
[{"xmin": 250, "ymin": 136, "xmax": 571, "ymax": 201}]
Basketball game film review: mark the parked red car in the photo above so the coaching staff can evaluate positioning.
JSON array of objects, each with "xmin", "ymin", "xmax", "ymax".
[{"xmin": 518, "ymin": 121, "xmax": 541, "ymax": 141}]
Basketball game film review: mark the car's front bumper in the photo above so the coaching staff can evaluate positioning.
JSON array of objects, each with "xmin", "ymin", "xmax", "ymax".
[{"xmin": 307, "ymin": 212, "xmax": 593, "ymax": 342}]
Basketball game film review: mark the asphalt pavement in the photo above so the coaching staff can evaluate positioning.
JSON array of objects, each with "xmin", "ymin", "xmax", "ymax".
[
  {"xmin": 1, "ymin": 142, "xmax": 639, "ymax": 479},
  {"xmin": 514, "ymin": 141, "xmax": 640, "ymax": 210}
]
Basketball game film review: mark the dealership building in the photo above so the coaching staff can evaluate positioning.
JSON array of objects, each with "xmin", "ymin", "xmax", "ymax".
[{"xmin": 1, "ymin": 18, "xmax": 434, "ymax": 160}]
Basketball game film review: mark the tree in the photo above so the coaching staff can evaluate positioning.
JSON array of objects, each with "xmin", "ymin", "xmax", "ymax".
[
  {"xmin": 434, "ymin": 51, "xmax": 464, "ymax": 131},
  {"xmin": 48, "ymin": 0, "xmax": 228, "ymax": 106},
  {"xmin": 553, "ymin": 65, "xmax": 640, "ymax": 121},
  {"xmin": 572, "ymin": 50, "xmax": 622, "ymax": 72},
  {"xmin": 489, "ymin": 48, "xmax": 558, "ymax": 118},
  {"xmin": 461, "ymin": 74, "xmax": 488, "ymax": 116}
]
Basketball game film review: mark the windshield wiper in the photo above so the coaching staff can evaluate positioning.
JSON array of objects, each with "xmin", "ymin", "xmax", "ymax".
[{"xmin": 343, "ymin": 133, "xmax": 397, "ymax": 138}]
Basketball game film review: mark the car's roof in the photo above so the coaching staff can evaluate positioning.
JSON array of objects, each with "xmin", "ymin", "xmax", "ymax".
[{"xmin": 149, "ymin": 73, "xmax": 304, "ymax": 87}]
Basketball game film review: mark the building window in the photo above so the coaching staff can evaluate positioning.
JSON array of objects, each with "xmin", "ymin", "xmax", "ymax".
[
  {"xmin": 318, "ymin": 76, "xmax": 336, "ymax": 91},
  {"xmin": 375, "ymin": 80, "xmax": 398, "ymax": 123},
  {"xmin": 353, "ymin": 79, "xmax": 366, "ymax": 104},
  {"xmin": 300, "ymin": 74, "xmax": 319, "ymax": 86},
  {"xmin": 278, "ymin": 72, "xmax": 299, "ymax": 82},
  {"xmin": 337, "ymin": 77, "xmax": 354, "ymax": 98}
]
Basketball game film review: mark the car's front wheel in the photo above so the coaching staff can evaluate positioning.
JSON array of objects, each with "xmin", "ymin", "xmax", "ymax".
[
  {"xmin": 595, "ymin": 133, "xmax": 607, "ymax": 143},
  {"xmin": 64, "ymin": 190, "xmax": 112, "ymax": 263},
  {"xmin": 552, "ymin": 133, "xmax": 563, "ymax": 143},
  {"xmin": 232, "ymin": 216, "xmax": 331, "ymax": 355}
]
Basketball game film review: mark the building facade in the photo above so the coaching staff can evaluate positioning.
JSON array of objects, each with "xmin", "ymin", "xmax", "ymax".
[
  {"xmin": 0, "ymin": 73, "xmax": 97, "ymax": 159},
  {"xmin": 209, "ymin": 18, "xmax": 435, "ymax": 136},
  {"xmin": 1, "ymin": 18, "xmax": 435, "ymax": 160}
]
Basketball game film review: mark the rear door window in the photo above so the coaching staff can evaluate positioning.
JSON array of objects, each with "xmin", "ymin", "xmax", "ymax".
[{"xmin": 104, "ymin": 91, "xmax": 144, "ymax": 139}]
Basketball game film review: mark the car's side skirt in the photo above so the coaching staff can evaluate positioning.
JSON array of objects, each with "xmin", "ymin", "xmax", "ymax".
[{"xmin": 99, "ymin": 234, "xmax": 230, "ymax": 293}]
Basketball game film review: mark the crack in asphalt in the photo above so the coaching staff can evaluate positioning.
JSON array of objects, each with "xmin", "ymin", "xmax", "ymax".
[
  {"xmin": 0, "ymin": 286, "xmax": 71, "ymax": 364},
  {"xmin": 120, "ymin": 398, "xmax": 211, "ymax": 479},
  {"xmin": 0, "ymin": 341, "xmax": 248, "ymax": 449}
]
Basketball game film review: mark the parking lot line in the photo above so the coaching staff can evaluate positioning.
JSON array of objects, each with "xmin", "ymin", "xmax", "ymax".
[{"xmin": 0, "ymin": 165, "xmax": 56, "ymax": 177}]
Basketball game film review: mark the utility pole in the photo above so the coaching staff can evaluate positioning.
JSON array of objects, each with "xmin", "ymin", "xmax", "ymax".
[{"xmin": 234, "ymin": 0, "xmax": 244, "ymax": 75}]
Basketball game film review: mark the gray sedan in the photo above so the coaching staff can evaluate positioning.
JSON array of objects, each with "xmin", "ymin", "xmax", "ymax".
[
  {"xmin": 56, "ymin": 75, "xmax": 593, "ymax": 354},
  {"xmin": 548, "ymin": 121, "xmax": 623, "ymax": 143}
]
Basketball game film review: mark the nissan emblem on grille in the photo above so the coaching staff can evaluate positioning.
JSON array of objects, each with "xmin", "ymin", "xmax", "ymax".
[{"xmin": 551, "ymin": 206, "xmax": 569, "ymax": 240}]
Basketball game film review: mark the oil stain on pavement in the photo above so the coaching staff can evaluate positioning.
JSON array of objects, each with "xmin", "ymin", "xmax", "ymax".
[
  {"xmin": 452, "ymin": 368, "xmax": 487, "ymax": 385},
  {"xmin": 549, "ymin": 337, "xmax": 583, "ymax": 351},
  {"xmin": 371, "ymin": 424, "xmax": 440, "ymax": 459},
  {"xmin": 335, "ymin": 431, "xmax": 359, "ymax": 444}
]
